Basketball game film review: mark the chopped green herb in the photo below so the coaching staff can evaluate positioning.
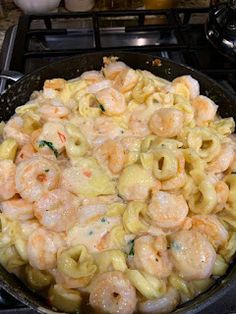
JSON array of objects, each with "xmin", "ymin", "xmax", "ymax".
[
  {"xmin": 45, "ymin": 169, "xmax": 49, "ymax": 173},
  {"xmin": 121, "ymin": 130, "xmax": 124, "ymax": 134},
  {"xmin": 128, "ymin": 239, "xmax": 135, "ymax": 256},
  {"xmin": 99, "ymin": 104, "xmax": 106, "ymax": 112},
  {"xmin": 39, "ymin": 140, "xmax": 59, "ymax": 158},
  {"xmin": 101, "ymin": 217, "xmax": 107, "ymax": 223},
  {"xmin": 117, "ymin": 193, "xmax": 124, "ymax": 200},
  {"xmin": 88, "ymin": 230, "xmax": 93, "ymax": 236}
]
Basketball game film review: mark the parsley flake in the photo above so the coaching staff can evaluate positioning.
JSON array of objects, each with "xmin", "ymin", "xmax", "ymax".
[
  {"xmin": 45, "ymin": 169, "xmax": 49, "ymax": 173},
  {"xmin": 101, "ymin": 217, "xmax": 107, "ymax": 223},
  {"xmin": 117, "ymin": 193, "xmax": 124, "ymax": 200},
  {"xmin": 99, "ymin": 104, "xmax": 106, "ymax": 112},
  {"xmin": 39, "ymin": 140, "xmax": 59, "ymax": 158},
  {"xmin": 88, "ymin": 230, "xmax": 93, "ymax": 236},
  {"xmin": 128, "ymin": 239, "xmax": 135, "ymax": 256}
]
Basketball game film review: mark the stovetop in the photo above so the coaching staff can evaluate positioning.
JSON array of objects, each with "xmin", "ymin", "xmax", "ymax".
[
  {"xmin": 0, "ymin": 6, "xmax": 236, "ymax": 314},
  {"xmin": 0, "ymin": 7, "xmax": 236, "ymax": 94}
]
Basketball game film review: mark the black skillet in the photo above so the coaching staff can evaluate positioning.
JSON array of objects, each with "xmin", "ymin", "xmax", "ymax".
[{"xmin": 0, "ymin": 52, "xmax": 236, "ymax": 314}]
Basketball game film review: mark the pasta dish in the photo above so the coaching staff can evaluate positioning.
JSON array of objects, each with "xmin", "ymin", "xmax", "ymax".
[{"xmin": 0, "ymin": 57, "xmax": 236, "ymax": 313}]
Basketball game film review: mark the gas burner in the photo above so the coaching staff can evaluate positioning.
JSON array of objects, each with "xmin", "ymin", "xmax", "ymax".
[{"xmin": 206, "ymin": 0, "xmax": 236, "ymax": 62}]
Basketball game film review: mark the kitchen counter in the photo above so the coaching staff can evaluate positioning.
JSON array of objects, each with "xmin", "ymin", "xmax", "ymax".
[{"xmin": 0, "ymin": 0, "xmax": 210, "ymax": 49}]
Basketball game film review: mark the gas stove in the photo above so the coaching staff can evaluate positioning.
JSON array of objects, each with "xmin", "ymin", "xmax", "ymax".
[{"xmin": 0, "ymin": 6, "xmax": 236, "ymax": 314}]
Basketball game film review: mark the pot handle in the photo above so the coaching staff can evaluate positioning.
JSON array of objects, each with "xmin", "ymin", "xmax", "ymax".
[
  {"xmin": 0, "ymin": 70, "xmax": 24, "ymax": 95},
  {"xmin": 0, "ymin": 70, "xmax": 24, "ymax": 82}
]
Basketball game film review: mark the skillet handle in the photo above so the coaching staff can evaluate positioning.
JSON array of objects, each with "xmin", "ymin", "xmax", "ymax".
[
  {"xmin": 0, "ymin": 70, "xmax": 24, "ymax": 95},
  {"xmin": 0, "ymin": 70, "xmax": 24, "ymax": 82}
]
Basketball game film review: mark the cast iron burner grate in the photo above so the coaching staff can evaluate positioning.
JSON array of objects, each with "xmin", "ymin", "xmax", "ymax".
[{"xmin": 0, "ymin": 7, "xmax": 235, "ymax": 95}]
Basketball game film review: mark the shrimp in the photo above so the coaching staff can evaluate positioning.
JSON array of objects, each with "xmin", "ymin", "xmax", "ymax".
[
  {"xmin": 149, "ymin": 108, "xmax": 184, "ymax": 138},
  {"xmin": 15, "ymin": 143, "xmax": 35, "ymax": 164},
  {"xmin": 38, "ymin": 104, "xmax": 70, "ymax": 121},
  {"xmin": 27, "ymin": 227, "xmax": 65, "ymax": 270},
  {"xmin": 38, "ymin": 121, "xmax": 67, "ymax": 153},
  {"xmin": 113, "ymin": 68, "xmax": 139, "ymax": 94},
  {"xmin": 87, "ymin": 80, "xmax": 112, "ymax": 94},
  {"xmin": 214, "ymin": 180, "xmax": 229, "ymax": 213},
  {"xmin": 191, "ymin": 215, "xmax": 228, "ymax": 249},
  {"xmin": 192, "ymin": 95, "xmax": 218, "ymax": 126},
  {"xmin": 147, "ymin": 191, "xmax": 189, "ymax": 229},
  {"xmin": 44, "ymin": 78, "xmax": 66, "ymax": 91},
  {"xmin": 89, "ymin": 271, "xmax": 137, "ymax": 314},
  {"xmin": 103, "ymin": 61, "xmax": 128, "ymax": 80},
  {"xmin": 138, "ymin": 287, "xmax": 180, "ymax": 314},
  {"xmin": 93, "ymin": 116, "xmax": 123, "ymax": 139},
  {"xmin": 15, "ymin": 156, "xmax": 61, "ymax": 202},
  {"xmin": 172, "ymin": 75, "xmax": 200, "ymax": 100},
  {"xmin": 34, "ymin": 189, "xmax": 80, "ymax": 232},
  {"xmin": 170, "ymin": 230, "xmax": 216, "ymax": 280},
  {"xmin": 3, "ymin": 116, "xmax": 30, "ymax": 146},
  {"xmin": 129, "ymin": 108, "xmax": 151, "ymax": 137},
  {"xmin": 0, "ymin": 160, "xmax": 16, "ymax": 201},
  {"xmin": 80, "ymin": 70, "xmax": 104, "ymax": 84},
  {"xmin": 206, "ymin": 143, "xmax": 234, "ymax": 173},
  {"xmin": 95, "ymin": 87, "xmax": 126, "ymax": 116},
  {"xmin": 133, "ymin": 235, "xmax": 172, "ymax": 278},
  {"xmin": 1, "ymin": 199, "xmax": 34, "ymax": 221},
  {"xmin": 19, "ymin": 219, "xmax": 40, "ymax": 238},
  {"xmin": 94, "ymin": 140, "xmax": 125, "ymax": 174}
]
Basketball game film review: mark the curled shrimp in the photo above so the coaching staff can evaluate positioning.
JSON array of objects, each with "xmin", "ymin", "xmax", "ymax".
[
  {"xmin": 138, "ymin": 287, "xmax": 180, "ymax": 314},
  {"xmin": 95, "ymin": 87, "xmax": 126, "ymax": 116},
  {"xmin": 149, "ymin": 108, "xmax": 184, "ymax": 138},
  {"xmin": 133, "ymin": 235, "xmax": 172, "ymax": 279},
  {"xmin": 0, "ymin": 160, "xmax": 16, "ymax": 201},
  {"xmin": 37, "ymin": 121, "xmax": 67, "ymax": 153},
  {"xmin": 15, "ymin": 156, "xmax": 61, "ymax": 202},
  {"xmin": 93, "ymin": 116, "xmax": 123, "ymax": 140},
  {"xmin": 15, "ymin": 143, "xmax": 35, "ymax": 164},
  {"xmin": 191, "ymin": 215, "xmax": 228, "ymax": 249},
  {"xmin": 192, "ymin": 95, "xmax": 218, "ymax": 126},
  {"xmin": 3, "ymin": 116, "xmax": 30, "ymax": 146},
  {"xmin": 206, "ymin": 143, "xmax": 234, "ymax": 173},
  {"xmin": 172, "ymin": 75, "xmax": 200, "ymax": 100},
  {"xmin": 129, "ymin": 107, "xmax": 151, "ymax": 137},
  {"xmin": 103, "ymin": 61, "xmax": 128, "ymax": 80},
  {"xmin": 170, "ymin": 230, "xmax": 216, "ymax": 280},
  {"xmin": 89, "ymin": 271, "xmax": 137, "ymax": 314},
  {"xmin": 94, "ymin": 140, "xmax": 126, "ymax": 174},
  {"xmin": 38, "ymin": 104, "xmax": 70, "ymax": 121},
  {"xmin": 27, "ymin": 227, "xmax": 65, "ymax": 270},
  {"xmin": 1, "ymin": 198, "xmax": 34, "ymax": 221},
  {"xmin": 87, "ymin": 80, "xmax": 112, "ymax": 94},
  {"xmin": 80, "ymin": 70, "xmax": 104, "ymax": 84},
  {"xmin": 44, "ymin": 78, "xmax": 66, "ymax": 91},
  {"xmin": 113, "ymin": 68, "xmax": 139, "ymax": 93},
  {"xmin": 34, "ymin": 189, "xmax": 80, "ymax": 232},
  {"xmin": 147, "ymin": 191, "xmax": 189, "ymax": 229},
  {"xmin": 214, "ymin": 180, "xmax": 229, "ymax": 213}
]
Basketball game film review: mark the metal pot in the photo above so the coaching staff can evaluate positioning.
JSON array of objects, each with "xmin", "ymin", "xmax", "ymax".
[{"xmin": 0, "ymin": 51, "xmax": 235, "ymax": 313}]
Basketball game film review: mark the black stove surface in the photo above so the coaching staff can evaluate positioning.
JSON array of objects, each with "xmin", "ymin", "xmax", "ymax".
[
  {"xmin": 0, "ymin": 6, "xmax": 236, "ymax": 314},
  {"xmin": 0, "ymin": 7, "xmax": 236, "ymax": 95}
]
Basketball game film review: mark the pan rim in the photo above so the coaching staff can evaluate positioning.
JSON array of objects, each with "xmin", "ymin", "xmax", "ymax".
[{"xmin": 0, "ymin": 51, "xmax": 236, "ymax": 314}]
